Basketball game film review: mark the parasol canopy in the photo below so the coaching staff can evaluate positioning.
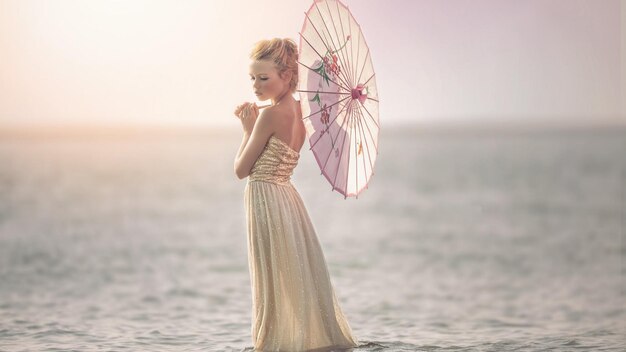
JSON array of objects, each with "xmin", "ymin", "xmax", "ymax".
[{"xmin": 297, "ymin": 0, "xmax": 380, "ymax": 199}]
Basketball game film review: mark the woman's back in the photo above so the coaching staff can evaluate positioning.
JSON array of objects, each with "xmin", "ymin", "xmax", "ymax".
[{"xmin": 269, "ymin": 100, "xmax": 305, "ymax": 154}]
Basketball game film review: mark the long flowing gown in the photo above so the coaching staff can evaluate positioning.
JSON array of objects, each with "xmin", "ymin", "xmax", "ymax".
[{"xmin": 244, "ymin": 135, "xmax": 359, "ymax": 352}]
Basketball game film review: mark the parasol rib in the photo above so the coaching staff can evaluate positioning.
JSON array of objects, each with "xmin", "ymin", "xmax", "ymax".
[
  {"xmin": 335, "ymin": 0, "xmax": 355, "ymax": 87},
  {"xmin": 326, "ymin": 0, "xmax": 354, "ymax": 87},
  {"xmin": 362, "ymin": 72, "xmax": 376, "ymax": 87},
  {"xmin": 297, "ymin": 89, "xmax": 350, "ymax": 95},
  {"xmin": 350, "ymin": 105, "xmax": 358, "ymax": 198},
  {"xmin": 313, "ymin": 1, "xmax": 354, "ymax": 89},
  {"xmin": 302, "ymin": 95, "xmax": 351, "ymax": 121},
  {"xmin": 345, "ymin": 5, "xmax": 357, "ymax": 91},
  {"xmin": 355, "ymin": 102, "xmax": 379, "ymax": 153},
  {"xmin": 332, "ymin": 102, "xmax": 354, "ymax": 193},
  {"xmin": 355, "ymin": 103, "xmax": 375, "ymax": 171},
  {"xmin": 312, "ymin": 95, "xmax": 351, "ymax": 152},
  {"xmin": 359, "ymin": 101, "xmax": 380, "ymax": 130},
  {"xmin": 303, "ymin": 12, "xmax": 353, "ymax": 90},
  {"xmin": 345, "ymin": 105, "xmax": 355, "ymax": 198},
  {"xmin": 297, "ymin": 60, "xmax": 351, "ymax": 93},
  {"xmin": 353, "ymin": 24, "xmax": 362, "ymax": 91},
  {"xmin": 321, "ymin": 99, "xmax": 353, "ymax": 173},
  {"xmin": 357, "ymin": 48, "xmax": 370, "ymax": 86}
]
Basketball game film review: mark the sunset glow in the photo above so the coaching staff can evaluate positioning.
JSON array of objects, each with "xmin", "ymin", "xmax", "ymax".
[{"xmin": 0, "ymin": 0, "xmax": 623, "ymax": 131}]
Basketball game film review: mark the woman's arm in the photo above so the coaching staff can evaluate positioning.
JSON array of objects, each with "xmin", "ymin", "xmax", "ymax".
[
  {"xmin": 236, "ymin": 132, "xmax": 251, "ymax": 160},
  {"xmin": 234, "ymin": 108, "xmax": 276, "ymax": 179}
]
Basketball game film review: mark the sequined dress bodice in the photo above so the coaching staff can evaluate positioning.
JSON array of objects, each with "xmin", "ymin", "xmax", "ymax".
[{"xmin": 248, "ymin": 135, "xmax": 300, "ymax": 185}]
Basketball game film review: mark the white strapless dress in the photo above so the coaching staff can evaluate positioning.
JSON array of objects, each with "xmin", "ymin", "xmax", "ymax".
[{"xmin": 244, "ymin": 135, "xmax": 358, "ymax": 351}]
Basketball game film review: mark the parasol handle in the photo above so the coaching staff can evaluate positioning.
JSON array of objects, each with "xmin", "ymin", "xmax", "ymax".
[{"xmin": 257, "ymin": 100, "xmax": 301, "ymax": 110}]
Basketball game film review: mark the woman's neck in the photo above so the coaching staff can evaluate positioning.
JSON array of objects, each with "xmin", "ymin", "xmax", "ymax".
[{"xmin": 271, "ymin": 90, "xmax": 292, "ymax": 106}]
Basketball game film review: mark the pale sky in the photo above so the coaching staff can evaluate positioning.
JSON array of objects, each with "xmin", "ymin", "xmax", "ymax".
[{"xmin": 0, "ymin": 0, "xmax": 623, "ymax": 128}]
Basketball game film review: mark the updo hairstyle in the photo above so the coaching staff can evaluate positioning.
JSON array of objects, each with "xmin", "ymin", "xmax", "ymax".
[{"xmin": 249, "ymin": 38, "xmax": 299, "ymax": 94}]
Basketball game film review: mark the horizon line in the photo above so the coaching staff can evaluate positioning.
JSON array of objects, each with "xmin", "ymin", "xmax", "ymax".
[{"xmin": 0, "ymin": 116, "xmax": 624, "ymax": 139}]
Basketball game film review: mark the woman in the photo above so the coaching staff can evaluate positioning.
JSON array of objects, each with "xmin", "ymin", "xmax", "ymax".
[{"xmin": 234, "ymin": 38, "xmax": 359, "ymax": 351}]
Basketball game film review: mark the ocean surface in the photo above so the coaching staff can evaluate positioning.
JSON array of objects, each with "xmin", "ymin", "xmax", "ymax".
[{"xmin": 0, "ymin": 125, "xmax": 624, "ymax": 351}]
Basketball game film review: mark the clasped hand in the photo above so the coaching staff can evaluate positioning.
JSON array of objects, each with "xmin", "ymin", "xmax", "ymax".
[{"xmin": 234, "ymin": 102, "xmax": 259, "ymax": 134}]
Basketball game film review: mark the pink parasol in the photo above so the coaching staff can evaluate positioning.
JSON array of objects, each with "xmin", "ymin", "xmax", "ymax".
[{"xmin": 297, "ymin": 0, "xmax": 379, "ymax": 199}]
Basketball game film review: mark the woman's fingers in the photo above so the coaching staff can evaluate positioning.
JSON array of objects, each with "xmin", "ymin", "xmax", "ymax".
[
  {"xmin": 234, "ymin": 102, "xmax": 250, "ymax": 118},
  {"xmin": 243, "ymin": 103, "xmax": 257, "ymax": 116},
  {"xmin": 235, "ymin": 102, "xmax": 259, "ymax": 123}
]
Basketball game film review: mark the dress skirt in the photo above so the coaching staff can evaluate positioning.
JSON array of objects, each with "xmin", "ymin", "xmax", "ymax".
[{"xmin": 244, "ymin": 179, "xmax": 358, "ymax": 351}]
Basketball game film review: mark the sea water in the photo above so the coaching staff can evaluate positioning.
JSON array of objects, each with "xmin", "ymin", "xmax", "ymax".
[{"xmin": 0, "ymin": 125, "xmax": 624, "ymax": 351}]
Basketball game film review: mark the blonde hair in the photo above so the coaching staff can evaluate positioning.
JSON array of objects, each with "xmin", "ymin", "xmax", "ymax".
[{"xmin": 249, "ymin": 38, "xmax": 299, "ymax": 94}]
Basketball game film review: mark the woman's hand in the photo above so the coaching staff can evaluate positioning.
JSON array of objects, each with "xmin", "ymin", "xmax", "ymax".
[{"xmin": 234, "ymin": 102, "xmax": 259, "ymax": 135}]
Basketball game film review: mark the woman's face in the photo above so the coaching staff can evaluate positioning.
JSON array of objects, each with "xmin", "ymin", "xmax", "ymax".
[{"xmin": 249, "ymin": 59, "xmax": 290, "ymax": 102}]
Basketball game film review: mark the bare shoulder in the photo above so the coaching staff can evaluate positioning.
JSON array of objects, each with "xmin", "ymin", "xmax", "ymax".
[
  {"xmin": 258, "ymin": 105, "xmax": 289, "ymax": 130},
  {"xmin": 255, "ymin": 106, "xmax": 279, "ymax": 130},
  {"xmin": 262, "ymin": 104, "xmax": 291, "ymax": 118}
]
